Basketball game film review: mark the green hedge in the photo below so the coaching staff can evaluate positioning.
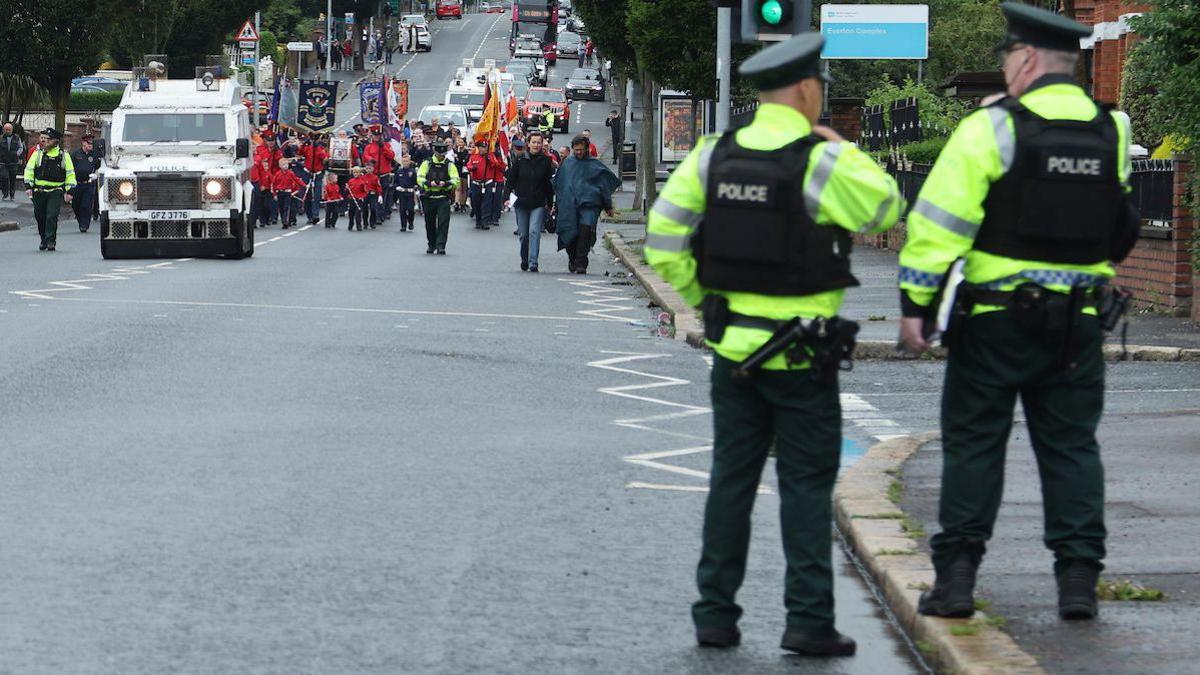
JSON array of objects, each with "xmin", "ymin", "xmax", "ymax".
[
  {"xmin": 67, "ymin": 90, "xmax": 124, "ymax": 111},
  {"xmin": 870, "ymin": 135, "xmax": 949, "ymax": 165}
]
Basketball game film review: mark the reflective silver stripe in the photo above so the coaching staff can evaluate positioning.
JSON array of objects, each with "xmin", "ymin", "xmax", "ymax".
[
  {"xmin": 695, "ymin": 141, "xmax": 716, "ymax": 190},
  {"xmin": 805, "ymin": 142, "xmax": 844, "ymax": 221},
  {"xmin": 650, "ymin": 197, "xmax": 703, "ymax": 229},
  {"xmin": 644, "ymin": 231, "xmax": 692, "ymax": 253},
  {"xmin": 911, "ymin": 198, "xmax": 980, "ymax": 238},
  {"xmin": 987, "ymin": 106, "xmax": 1015, "ymax": 172},
  {"xmin": 861, "ymin": 187, "xmax": 898, "ymax": 232}
]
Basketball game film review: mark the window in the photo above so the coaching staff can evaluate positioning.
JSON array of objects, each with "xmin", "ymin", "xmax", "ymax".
[
  {"xmin": 448, "ymin": 93, "xmax": 485, "ymax": 106},
  {"xmin": 122, "ymin": 114, "xmax": 226, "ymax": 142},
  {"xmin": 528, "ymin": 90, "xmax": 564, "ymax": 103}
]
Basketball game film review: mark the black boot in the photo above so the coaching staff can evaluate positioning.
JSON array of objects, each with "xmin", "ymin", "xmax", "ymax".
[
  {"xmin": 695, "ymin": 626, "xmax": 740, "ymax": 648},
  {"xmin": 780, "ymin": 627, "xmax": 856, "ymax": 657},
  {"xmin": 919, "ymin": 544, "xmax": 982, "ymax": 618},
  {"xmin": 1057, "ymin": 560, "xmax": 1101, "ymax": 620}
]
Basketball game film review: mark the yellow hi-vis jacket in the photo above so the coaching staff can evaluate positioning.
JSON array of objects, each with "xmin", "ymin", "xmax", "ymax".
[
  {"xmin": 897, "ymin": 78, "xmax": 1132, "ymax": 317},
  {"xmin": 645, "ymin": 103, "xmax": 903, "ymax": 369},
  {"xmin": 24, "ymin": 145, "xmax": 77, "ymax": 190}
]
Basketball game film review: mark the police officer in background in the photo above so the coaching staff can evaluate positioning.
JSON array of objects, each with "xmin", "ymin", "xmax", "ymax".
[
  {"xmin": 70, "ymin": 134, "xmax": 103, "ymax": 233},
  {"xmin": 417, "ymin": 138, "xmax": 460, "ymax": 254},
  {"xmin": 646, "ymin": 33, "xmax": 903, "ymax": 656},
  {"xmin": 898, "ymin": 3, "xmax": 1140, "ymax": 622}
]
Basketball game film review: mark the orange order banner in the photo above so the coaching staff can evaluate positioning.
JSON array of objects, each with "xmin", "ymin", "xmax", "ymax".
[{"xmin": 392, "ymin": 79, "xmax": 409, "ymax": 120}]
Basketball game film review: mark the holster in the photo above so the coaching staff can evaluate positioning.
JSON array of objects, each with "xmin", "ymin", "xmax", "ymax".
[
  {"xmin": 804, "ymin": 317, "xmax": 860, "ymax": 386},
  {"xmin": 700, "ymin": 295, "xmax": 731, "ymax": 343}
]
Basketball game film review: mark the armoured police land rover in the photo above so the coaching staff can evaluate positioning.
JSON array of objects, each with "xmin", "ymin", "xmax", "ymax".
[{"xmin": 99, "ymin": 66, "xmax": 254, "ymax": 259}]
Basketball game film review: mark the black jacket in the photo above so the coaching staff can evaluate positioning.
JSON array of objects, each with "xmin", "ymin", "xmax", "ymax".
[
  {"xmin": 604, "ymin": 115, "xmax": 624, "ymax": 141},
  {"xmin": 70, "ymin": 149, "xmax": 102, "ymax": 182},
  {"xmin": 504, "ymin": 151, "xmax": 555, "ymax": 209},
  {"xmin": 0, "ymin": 133, "xmax": 24, "ymax": 165}
]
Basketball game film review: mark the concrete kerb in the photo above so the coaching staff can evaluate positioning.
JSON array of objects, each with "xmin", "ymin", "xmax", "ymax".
[
  {"xmin": 604, "ymin": 229, "xmax": 701, "ymax": 342},
  {"xmin": 601, "ymin": 235, "xmax": 1198, "ymax": 363},
  {"xmin": 835, "ymin": 433, "xmax": 1046, "ymax": 675},
  {"xmin": 0, "ymin": 221, "xmax": 19, "ymax": 233}
]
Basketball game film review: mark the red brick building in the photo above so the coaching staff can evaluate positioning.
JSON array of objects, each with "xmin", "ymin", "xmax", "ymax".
[{"xmin": 1067, "ymin": 0, "xmax": 1152, "ymax": 103}]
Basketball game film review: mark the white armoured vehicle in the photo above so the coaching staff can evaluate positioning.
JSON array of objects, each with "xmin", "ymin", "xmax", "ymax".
[{"xmin": 99, "ymin": 66, "xmax": 254, "ymax": 259}]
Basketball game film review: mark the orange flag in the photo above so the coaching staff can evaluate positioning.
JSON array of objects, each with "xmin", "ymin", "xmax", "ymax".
[{"xmin": 473, "ymin": 80, "xmax": 504, "ymax": 151}]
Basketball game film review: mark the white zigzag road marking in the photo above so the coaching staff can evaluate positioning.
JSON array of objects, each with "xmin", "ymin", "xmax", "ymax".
[
  {"xmin": 563, "ymin": 278, "xmax": 641, "ymax": 321},
  {"xmin": 589, "ymin": 350, "xmax": 772, "ymax": 494},
  {"xmin": 10, "ymin": 263, "xmax": 173, "ymax": 300}
]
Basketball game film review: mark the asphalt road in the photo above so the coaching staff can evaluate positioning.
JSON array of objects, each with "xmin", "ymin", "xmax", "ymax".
[{"xmin": 0, "ymin": 12, "xmax": 924, "ymax": 675}]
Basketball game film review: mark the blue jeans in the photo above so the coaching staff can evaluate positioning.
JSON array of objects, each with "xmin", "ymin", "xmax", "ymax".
[{"xmin": 515, "ymin": 205, "xmax": 546, "ymax": 268}]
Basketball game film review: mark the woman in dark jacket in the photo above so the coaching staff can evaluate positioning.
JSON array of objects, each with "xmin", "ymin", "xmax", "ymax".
[{"xmin": 503, "ymin": 131, "xmax": 555, "ymax": 272}]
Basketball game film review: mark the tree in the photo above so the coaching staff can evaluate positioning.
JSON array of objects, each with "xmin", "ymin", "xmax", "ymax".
[
  {"xmin": 5, "ymin": 0, "xmax": 133, "ymax": 131},
  {"xmin": 1127, "ymin": 0, "xmax": 1200, "ymax": 254}
]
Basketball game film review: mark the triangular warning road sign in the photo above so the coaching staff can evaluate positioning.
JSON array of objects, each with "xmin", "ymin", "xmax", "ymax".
[{"xmin": 236, "ymin": 19, "xmax": 259, "ymax": 42}]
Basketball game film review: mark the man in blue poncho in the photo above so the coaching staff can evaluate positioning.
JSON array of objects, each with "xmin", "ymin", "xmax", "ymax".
[{"xmin": 552, "ymin": 135, "xmax": 622, "ymax": 274}]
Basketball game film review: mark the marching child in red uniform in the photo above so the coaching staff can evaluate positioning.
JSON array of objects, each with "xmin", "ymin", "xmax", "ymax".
[
  {"xmin": 345, "ymin": 167, "xmax": 370, "ymax": 231},
  {"xmin": 359, "ymin": 160, "xmax": 383, "ymax": 229},
  {"xmin": 249, "ymin": 155, "xmax": 277, "ymax": 228},
  {"xmin": 271, "ymin": 157, "xmax": 306, "ymax": 229},
  {"xmin": 321, "ymin": 172, "xmax": 344, "ymax": 229}
]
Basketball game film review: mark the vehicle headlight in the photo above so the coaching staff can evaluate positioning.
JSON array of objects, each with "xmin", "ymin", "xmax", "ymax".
[
  {"xmin": 202, "ymin": 176, "xmax": 232, "ymax": 202},
  {"xmin": 108, "ymin": 179, "xmax": 136, "ymax": 203}
]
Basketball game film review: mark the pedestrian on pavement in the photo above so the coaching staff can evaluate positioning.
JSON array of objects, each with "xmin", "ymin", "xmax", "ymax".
[
  {"xmin": 898, "ymin": 2, "xmax": 1140, "ymax": 623},
  {"xmin": 385, "ymin": 26, "xmax": 396, "ymax": 64},
  {"xmin": 331, "ymin": 39, "xmax": 343, "ymax": 70},
  {"xmin": 341, "ymin": 38, "xmax": 353, "ymax": 70},
  {"xmin": 645, "ymin": 32, "xmax": 903, "ymax": 656},
  {"xmin": 299, "ymin": 133, "xmax": 329, "ymax": 225},
  {"xmin": 24, "ymin": 128, "xmax": 77, "ymax": 251},
  {"xmin": 552, "ymin": 134, "xmax": 619, "ymax": 274},
  {"xmin": 504, "ymin": 131, "xmax": 555, "ymax": 272},
  {"xmin": 417, "ymin": 139, "xmax": 459, "ymax": 254},
  {"xmin": 604, "ymin": 110, "xmax": 623, "ymax": 166},
  {"xmin": 394, "ymin": 154, "xmax": 418, "ymax": 232},
  {"xmin": 0, "ymin": 122, "xmax": 25, "ymax": 200},
  {"xmin": 321, "ymin": 172, "xmax": 344, "ymax": 228},
  {"xmin": 69, "ymin": 134, "xmax": 102, "ymax": 233},
  {"xmin": 367, "ymin": 31, "xmax": 378, "ymax": 63},
  {"xmin": 584, "ymin": 38, "xmax": 595, "ymax": 66}
]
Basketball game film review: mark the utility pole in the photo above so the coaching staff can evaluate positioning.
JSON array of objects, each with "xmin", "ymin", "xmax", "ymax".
[
  {"xmin": 716, "ymin": 6, "xmax": 732, "ymax": 132},
  {"xmin": 253, "ymin": 11, "xmax": 261, "ymax": 127},
  {"xmin": 326, "ymin": 0, "xmax": 333, "ymax": 81}
]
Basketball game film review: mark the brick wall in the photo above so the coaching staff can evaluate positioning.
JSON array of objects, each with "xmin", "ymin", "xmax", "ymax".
[
  {"xmin": 829, "ymin": 98, "xmax": 864, "ymax": 143},
  {"xmin": 1116, "ymin": 161, "xmax": 1194, "ymax": 315},
  {"xmin": 1070, "ymin": 0, "xmax": 1152, "ymax": 103}
]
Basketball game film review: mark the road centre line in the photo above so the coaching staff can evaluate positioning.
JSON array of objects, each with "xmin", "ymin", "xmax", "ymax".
[{"xmin": 38, "ymin": 296, "xmax": 627, "ymax": 322}]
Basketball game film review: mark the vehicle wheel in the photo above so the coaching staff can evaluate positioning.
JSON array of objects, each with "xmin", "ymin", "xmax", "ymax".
[
  {"xmin": 100, "ymin": 216, "xmax": 112, "ymax": 259},
  {"xmin": 244, "ymin": 220, "xmax": 255, "ymax": 258}
]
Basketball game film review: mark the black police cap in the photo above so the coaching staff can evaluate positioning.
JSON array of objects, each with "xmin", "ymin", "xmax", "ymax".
[
  {"xmin": 43, "ymin": 127, "xmax": 63, "ymax": 140},
  {"xmin": 738, "ymin": 32, "xmax": 829, "ymax": 92},
  {"xmin": 997, "ymin": 1, "xmax": 1091, "ymax": 53}
]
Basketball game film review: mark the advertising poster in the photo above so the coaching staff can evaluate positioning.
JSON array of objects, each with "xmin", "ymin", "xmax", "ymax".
[{"xmin": 658, "ymin": 94, "xmax": 706, "ymax": 163}]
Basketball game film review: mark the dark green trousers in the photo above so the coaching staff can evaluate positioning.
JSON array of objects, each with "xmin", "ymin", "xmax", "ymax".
[
  {"xmin": 423, "ymin": 194, "xmax": 451, "ymax": 250},
  {"xmin": 932, "ymin": 310, "xmax": 1106, "ymax": 575},
  {"xmin": 32, "ymin": 189, "xmax": 64, "ymax": 247},
  {"xmin": 693, "ymin": 355, "xmax": 843, "ymax": 631}
]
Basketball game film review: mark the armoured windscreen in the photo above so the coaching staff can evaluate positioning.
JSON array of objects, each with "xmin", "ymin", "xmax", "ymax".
[{"xmin": 122, "ymin": 113, "xmax": 226, "ymax": 142}]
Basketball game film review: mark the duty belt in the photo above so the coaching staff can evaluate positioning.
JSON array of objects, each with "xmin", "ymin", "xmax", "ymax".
[{"xmin": 962, "ymin": 285, "xmax": 1101, "ymax": 308}]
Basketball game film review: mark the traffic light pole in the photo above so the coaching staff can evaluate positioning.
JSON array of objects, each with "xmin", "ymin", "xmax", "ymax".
[{"xmin": 716, "ymin": 7, "xmax": 732, "ymax": 132}]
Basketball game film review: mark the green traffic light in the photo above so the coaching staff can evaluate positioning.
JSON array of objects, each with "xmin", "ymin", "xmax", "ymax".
[{"xmin": 760, "ymin": 0, "xmax": 784, "ymax": 24}]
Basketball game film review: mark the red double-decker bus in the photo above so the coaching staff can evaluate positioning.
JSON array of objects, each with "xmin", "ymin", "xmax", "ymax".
[{"xmin": 510, "ymin": 1, "xmax": 559, "ymax": 63}]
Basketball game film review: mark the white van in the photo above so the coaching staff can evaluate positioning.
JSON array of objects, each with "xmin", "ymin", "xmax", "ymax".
[{"xmin": 99, "ymin": 71, "xmax": 254, "ymax": 259}]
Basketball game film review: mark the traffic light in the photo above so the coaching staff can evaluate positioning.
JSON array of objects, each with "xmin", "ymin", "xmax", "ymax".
[{"xmin": 740, "ymin": 0, "xmax": 809, "ymax": 42}]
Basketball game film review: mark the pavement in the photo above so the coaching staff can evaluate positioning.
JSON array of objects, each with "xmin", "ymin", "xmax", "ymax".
[
  {"xmin": 0, "ymin": 11, "xmax": 926, "ymax": 674},
  {"xmin": 901, "ymin": 406, "xmax": 1200, "ymax": 674}
]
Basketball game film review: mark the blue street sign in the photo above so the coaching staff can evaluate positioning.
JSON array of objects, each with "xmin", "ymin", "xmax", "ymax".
[{"xmin": 820, "ymin": 4, "xmax": 929, "ymax": 60}]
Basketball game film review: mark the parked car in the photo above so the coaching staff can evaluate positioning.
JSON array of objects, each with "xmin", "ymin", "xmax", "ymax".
[
  {"xmin": 71, "ymin": 77, "xmax": 127, "ymax": 93},
  {"xmin": 565, "ymin": 68, "xmax": 604, "ymax": 101},
  {"xmin": 556, "ymin": 31, "xmax": 581, "ymax": 56},
  {"xmin": 400, "ymin": 14, "xmax": 428, "ymax": 27},
  {"xmin": 480, "ymin": 1, "xmax": 508, "ymax": 12},
  {"xmin": 523, "ymin": 87, "xmax": 570, "ymax": 133},
  {"xmin": 502, "ymin": 61, "xmax": 537, "ymax": 86}
]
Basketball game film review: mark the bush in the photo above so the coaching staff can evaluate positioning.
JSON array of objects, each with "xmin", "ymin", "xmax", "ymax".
[
  {"xmin": 67, "ymin": 90, "xmax": 124, "ymax": 111},
  {"xmin": 866, "ymin": 76, "xmax": 971, "ymax": 137},
  {"xmin": 893, "ymin": 136, "xmax": 949, "ymax": 164}
]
